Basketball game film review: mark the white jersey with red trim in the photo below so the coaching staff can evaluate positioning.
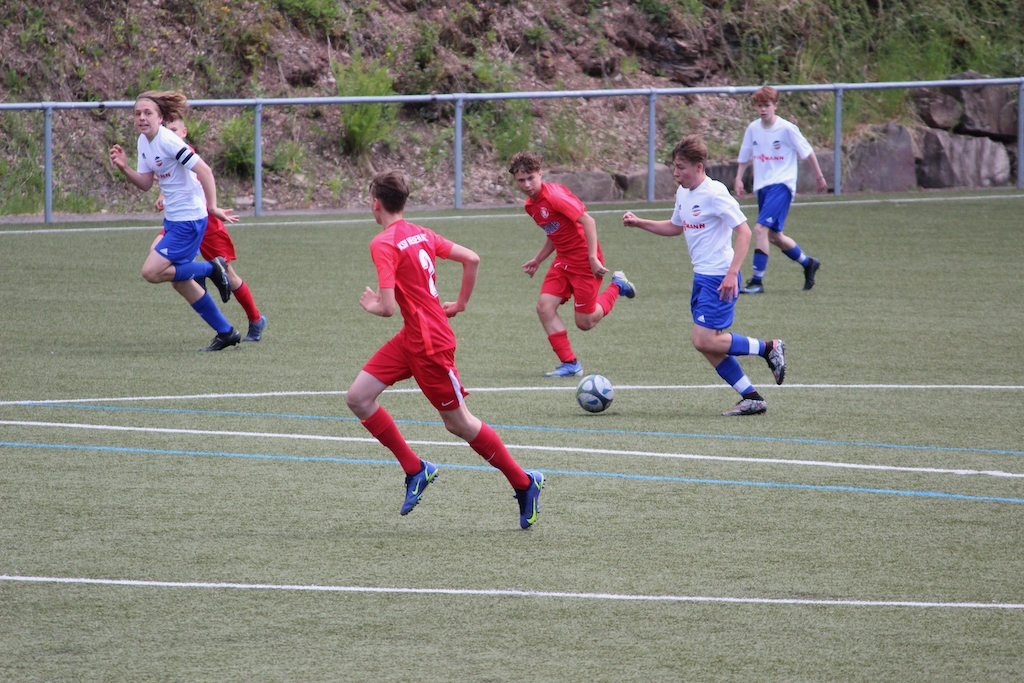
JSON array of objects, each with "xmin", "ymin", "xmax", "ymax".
[
  {"xmin": 670, "ymin": 176, "xmax": 749, "ymax": 276},
  {"xmin": 136, "ymin": 125, "xmax": 206, "ymax": 222},
  {"xmin": 737, "ymin": 116, "xmax": 814, "ymax": 195}
]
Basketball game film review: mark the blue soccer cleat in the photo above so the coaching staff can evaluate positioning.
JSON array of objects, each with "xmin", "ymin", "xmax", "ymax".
[
  {"xmin": 544, "ymin": 360, "xmax": 583, "ymax": 378},
  {"xmin": 400, "ymin": 460, "xmax": 438, "ymax": 515},
  {"xmin": 515, "ymin": 471, "xmax": 546, "ymax": 529},
  {"xmin": 243, "ymin": 315, "xmax": 267, "ymax": 342},
  {"xmin": 611, "ymin": 270, "xmax": 636, "ymax": 299}
]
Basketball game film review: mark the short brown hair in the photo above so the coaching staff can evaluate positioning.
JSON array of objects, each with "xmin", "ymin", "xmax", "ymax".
[
  {"xmin": 136, "ymin": 90, "xmax": 189, "ymax": 122},
  {"xmin": 751, "ymin": 86, "xmax": 779, "ymax": 106},
  {"xmin": 508, "ymin": 150, "xmax": 543, "ymax": 175},
  {"xmin": 369, "ymin": 170, "xmax": 409, "ymax": 213},
  {"xmin": 671, "ymin": 135, "xmax": 708, "ymax": 166}
]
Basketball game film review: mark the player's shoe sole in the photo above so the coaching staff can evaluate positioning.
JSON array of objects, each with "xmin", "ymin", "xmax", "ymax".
[
  {"xmin": 740, "ymin": 280, "xmax": 764, "ymax": 294},
  {"xmin": 202, "ymin": 328, "xmax": 241, "ymax": 352},
  {"xmin": 401, "ymin": 460, "xmax": 438, "ymax": 515},
  {"xmin": 611, "ymin": 270, "xmax": 636, "ymax": 298},
  {"xmin": 766, "ymin": 339, "xmax": 786, "ymax": 385},
  {"xmin": 803, "ymin": 258, "xmax": 821, "ymax": 290},
  {"xmin": 210, "ymin": 256, "xmax": 232, "ymax": 303},
  {"xmin": 722, "ymin": 398, "xmax": 767, "ymax": 416},
  {"xmin": 515, "ymin": 471, "xmax": 546, "ymax": 529},
  {"xmin": 544, "ymin": 360, "xmax": 583, "ymax": 377},
  {"xmin": 243, "ymin": 315, "xmax": 267, "ymax": 342}
]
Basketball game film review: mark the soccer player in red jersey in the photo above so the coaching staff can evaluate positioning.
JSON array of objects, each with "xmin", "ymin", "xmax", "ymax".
[
  {"xmin": 345, "ymin": 170, "xmax": 545, "ymax": 529},
  {"xmin": 154, "ymin": 115, "xmax": 267, "ymax": 343},
  {"xmin": 509, "ymin": 151, "xmax": 635, "ymax": 378}
]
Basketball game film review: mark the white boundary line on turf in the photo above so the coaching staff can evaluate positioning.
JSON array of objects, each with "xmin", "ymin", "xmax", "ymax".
[
  {"xmin": 2, "ymin": 383, "xmax": 1021, "ymax": 405},
  {"xmin": 4, "ymin": 420, "xmax": 1022, "ymax": 478},
  {"xmin": 3, "ymin": 193, "xmax": 1023, "ymax": 235},
  {"xmin": 2, "ymin": 575, "xmax": 1020, "ymax": 609}
]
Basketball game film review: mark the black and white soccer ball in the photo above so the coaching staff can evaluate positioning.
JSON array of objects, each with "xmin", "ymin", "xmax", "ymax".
[{"xmin": 575, "ymin": 374, "xmax": 614, "ymax": 413}]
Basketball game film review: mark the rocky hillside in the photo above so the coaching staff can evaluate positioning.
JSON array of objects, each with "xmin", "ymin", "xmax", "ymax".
[{"xmin": 1, "ymin": 0, "xmax": 1021, "ymax": 215}]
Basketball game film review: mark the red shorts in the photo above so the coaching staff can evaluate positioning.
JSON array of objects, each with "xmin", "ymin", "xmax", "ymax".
[
  {"xmin": 363, "ymin": 333, "xmax": 468, "ymax": 411},
  {"xmin": 158, "ymin": 214, "xmax": 237, "ymax": 262},
  {"xmin": 198, "ymin": 214, "xmax": 237, "ymax": 262},
  {"xmin": 541, "ymin": 260, "xmax": 602, "ymax": 315}
]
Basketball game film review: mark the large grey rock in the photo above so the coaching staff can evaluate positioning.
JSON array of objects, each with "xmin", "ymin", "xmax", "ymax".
[
  {"xmin": 544, "ymin": 171, "xmax": 622, "ymax": 203},
  {"xmin": 910, "ymin": 88, "xmax": 963, "ymax": 130},
  {"xmin": 844, "ymin": 123, "xmax": 917, "ymax": 193},
  {"xmin": 705, "ymin": 163, "xmax": 751, "ymax": 194},
  {"xmin": 915, "ymin": 127, "xmax": 1011, "ymax": 188},
  {"xmin": 613, "ymin": 163, "xmax": 677, "ymax": 200},
  {"xmin": 941, "ymin": 70, "xmax": 1015, "ymax": 139},
  {"xmin": 999, "ymin": 100, "xmax": 1019, "ymax": 139},
  {"xmin": 797, "ymin": 149, "xmax": 835, "ymax": 194}
]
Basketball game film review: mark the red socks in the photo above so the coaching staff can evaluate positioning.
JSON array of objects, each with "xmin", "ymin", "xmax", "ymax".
[
  {"xmin": 547, "ymin": 330, "xmax": 576, "ymax": 364},
  {"xmin": 596, "ymin": 282, "xmax": 621, "ymax": 317},
  {"xmin": 470, "ymin": 423, "xmax": 530, "ymax": 490},
  {"xmin": 232, "ymin": 281, "xmax": 261, "ymax": 323},
  {"xmin": 360, "ymin": 407, "xmax": 421, "ymax": 475}
]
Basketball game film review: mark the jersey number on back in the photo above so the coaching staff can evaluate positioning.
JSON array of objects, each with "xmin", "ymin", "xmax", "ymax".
[{"xmin": 417, "ymin": 249, "xmax": 438, "ymax": 299}]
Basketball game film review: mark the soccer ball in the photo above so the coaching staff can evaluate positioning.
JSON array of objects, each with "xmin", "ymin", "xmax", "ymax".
[{"xmin": 576, "ymin": 374, "xmax": 614, "ymax": 413}]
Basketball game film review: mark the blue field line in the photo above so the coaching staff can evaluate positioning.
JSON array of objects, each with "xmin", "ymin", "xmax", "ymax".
[
  {"xmin": 17, "ymin": 402, "xmax": 1024, "ymax": 457},
  {"xmin": 3, "ymin": 440, "xmax": 1023, "ymax": 505}
]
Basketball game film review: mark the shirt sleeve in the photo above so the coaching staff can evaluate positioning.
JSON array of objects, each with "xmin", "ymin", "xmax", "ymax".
[
  {"xmin": 737, "ymin": 124, "xmax": 754, "ymax": 163},
  {"xmin": 136, "ymin": 137, "xmax": 152, "ymax": 174},
  {"xmin": 716, "ymin": 192, "xmax": 748, "ymax": 229},
  {"xmin": 433, "ymin": 233, "xmax": 454, "ymax": 260},
  {"xmin": 369, "ymin": 238, "xmax": 398, "ymax": 289},
  {"xmin": 546, "ymin": 185, "xmax": 586, "ymax": 222},
  {"xmin": 786, "ymin": 123, "xmax": 814, "ymax": 159}
]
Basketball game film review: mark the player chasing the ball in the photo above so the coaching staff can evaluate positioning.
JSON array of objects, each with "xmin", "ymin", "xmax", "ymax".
[
  {"xmin": 509, "ymin": 151, "xmax": 636, "ymax": 378},
  {"xmin": 622, "ymin": 136, "xmax": 786, "ymax": 416},
  {"xmin": 735, "ymin": 85, "xmax": 827, "ymax": 294},
  {"xmin": 153, "ymin": 113, "xmax": 267, "ymax": 346},
  {"xmin": 109, "ymin": 90, "xmax": 241, "ymax": 351},
  {"xmin": 345, "ymin": 170, "xmax": 545, "ymax": 528}
]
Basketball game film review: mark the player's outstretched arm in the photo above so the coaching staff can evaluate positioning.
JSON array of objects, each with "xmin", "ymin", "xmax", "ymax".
[
  {"xmin": 360, "ymin": 286, "xmax": 396, "ymax": 317},
  {"xmin": 109, "ymin": 144, "xmax": 155, "ymax": 191},
  {"xmin": 579, "ymin": 212, "xmax": 608, "ymax": 277},
  {"xmin": 719, "ymin": 221, "xmax": 751, "ymax": 302},
  {"xmin": 523, "ymin": 238, "xmax": 555, "ymax": 277},
  {"xmin": 805, "ymin": 152, "xmax": 828, "ymax": 193},
  {"xmin": 193, "ymin": 160, "xmax": 238, "ymax": 223},
  {"xmin": 734, "ymin": 161, "xmax": 750, "ymax": 198},
  {"xmin": 442, "ymin": 244, "xmax": 479, "ymax": 317},
  {"xmin": 622, "ymin": 211, "xmax": 684, "ymax": 236}
]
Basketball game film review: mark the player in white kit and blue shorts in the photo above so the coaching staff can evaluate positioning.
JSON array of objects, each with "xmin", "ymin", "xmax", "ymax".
[
  {"xmin": 623, "ymin": 136, "xmax": 787, "ymax": 416},
  {"xmin": 735, "ymin": 86, "xmax": 828, "ymax": 294}
]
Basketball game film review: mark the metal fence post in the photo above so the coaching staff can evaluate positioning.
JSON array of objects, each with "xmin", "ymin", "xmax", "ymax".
[
  {"xmin": 44, "ymin": 105, "xmax": 53, "ymax": 222},
  {"xmin": 833, "ymin": 88, "xmax": 843, "ymax": 196},
  {"xmin": 1018, "ymin": 80, "xmax": 1023, "ymax": 190},
  {"xmin": 647, "ymin": 90, "xmax": 657, "ymax": 202},
  {"xmin": 454, "ymin": 97, "xmax": 464, "ymax": 209},
  {"xmin": 254, "ymin": 101, "xmax": 263, "ymax": 216}
]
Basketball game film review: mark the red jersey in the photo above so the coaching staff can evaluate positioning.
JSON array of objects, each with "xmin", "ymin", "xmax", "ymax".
[
  {"xmin": 524, "ymin": 182, "xmax": 602, "ymax": 274},
  {"xmin": 369, "ymin": 219, "xmax": 456, "ymax": 356}
]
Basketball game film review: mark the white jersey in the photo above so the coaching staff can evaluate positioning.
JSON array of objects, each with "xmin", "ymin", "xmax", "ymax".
[
  {"xmin": 136, "ymin": 125, "xmax": 206, "ymax": 222},
  {"xmin": 737, "ymin": 116, "xmax": 814, "ymax": 194},
  {"xmin": 671, "ymin": 176, "xmax": 749, "ymax": 277}
]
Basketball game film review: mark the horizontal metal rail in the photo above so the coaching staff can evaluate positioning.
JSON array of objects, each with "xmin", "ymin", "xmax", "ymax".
[{"xmin": 2, "ymin": 77, "xmax": 1021, "ymax": 222}]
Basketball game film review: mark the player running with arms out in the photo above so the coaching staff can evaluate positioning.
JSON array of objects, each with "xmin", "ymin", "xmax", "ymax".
[
  {"xmin": 109, "ymin": 90, "xmax": 240, "ymax": 351},
  {"xmin": 509, "ymin": 151, "xmax": 636, "ymax": 378},
  {"xmin": 622, "ymin": 136, "xmax": 787, "ymax": 416},
  {"xmin": 154, "ymin": 114, "xmax": 267, "ymax": 343},
  {"xmin": 735, "ymin": 85, "xmax": 827, "ymax": 294},
  {"xmin": 345, "ymin": 170, "xmax": 545, "ymax": 529}
]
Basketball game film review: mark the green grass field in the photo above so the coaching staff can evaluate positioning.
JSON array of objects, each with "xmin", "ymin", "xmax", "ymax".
[{"xmin": 2, "ymin": 190, "xmax": 1023, "ymax": 682}]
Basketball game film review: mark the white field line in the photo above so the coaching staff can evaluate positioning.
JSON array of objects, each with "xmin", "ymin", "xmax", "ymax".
[
  {"xmin": 1, "ymin": 575, "xmax": 1020, "ymax": 609},
  {"xmin": 3, "ymin": 193, "xmax": 1023, "ymax": 235},
  {"xmin": 2, "ymin": 383, "xmax": 1021, "ymax": 406},
  {"xmin": 3, "ymin": 419, "xmax": 1021, "ymax": 479}
]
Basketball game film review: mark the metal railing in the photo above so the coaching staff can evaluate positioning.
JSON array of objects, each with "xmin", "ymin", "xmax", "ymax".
[{"xmin": 2, "ymin": 77, "xmax": 1022, "ymax": 222}]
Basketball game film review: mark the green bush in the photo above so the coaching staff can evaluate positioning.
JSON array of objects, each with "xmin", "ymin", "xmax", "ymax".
[
  {"xmin": 543, "ymin": 102, "xmax": 588, "ymax": 166},
  {"xmin": 219, "ymin": 114, "xmax": 256, "ymax": 177},
  {"xmin": 333, "ymin": 50, "xmax": 398, "ymax": 158},
  {"xmin": 466, "ymin": 99, "xmax": 534, "ymax": 161},
  {"xmin": 272, "ymin": 0, "xmax": 339, "ymax": 33}
]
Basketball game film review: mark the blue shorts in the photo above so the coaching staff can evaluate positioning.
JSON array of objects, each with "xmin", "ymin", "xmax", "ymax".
[
  {"xmin": 756, "ymin": 184, "xmax": 793, "ymax": 233},
  {"xmin": 154, "ymin": 217, "xmax": 208, "ymax": 265},
  {"xmin": 690, "ymin": 273, "xmax": 740, "ymax": 330}
]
